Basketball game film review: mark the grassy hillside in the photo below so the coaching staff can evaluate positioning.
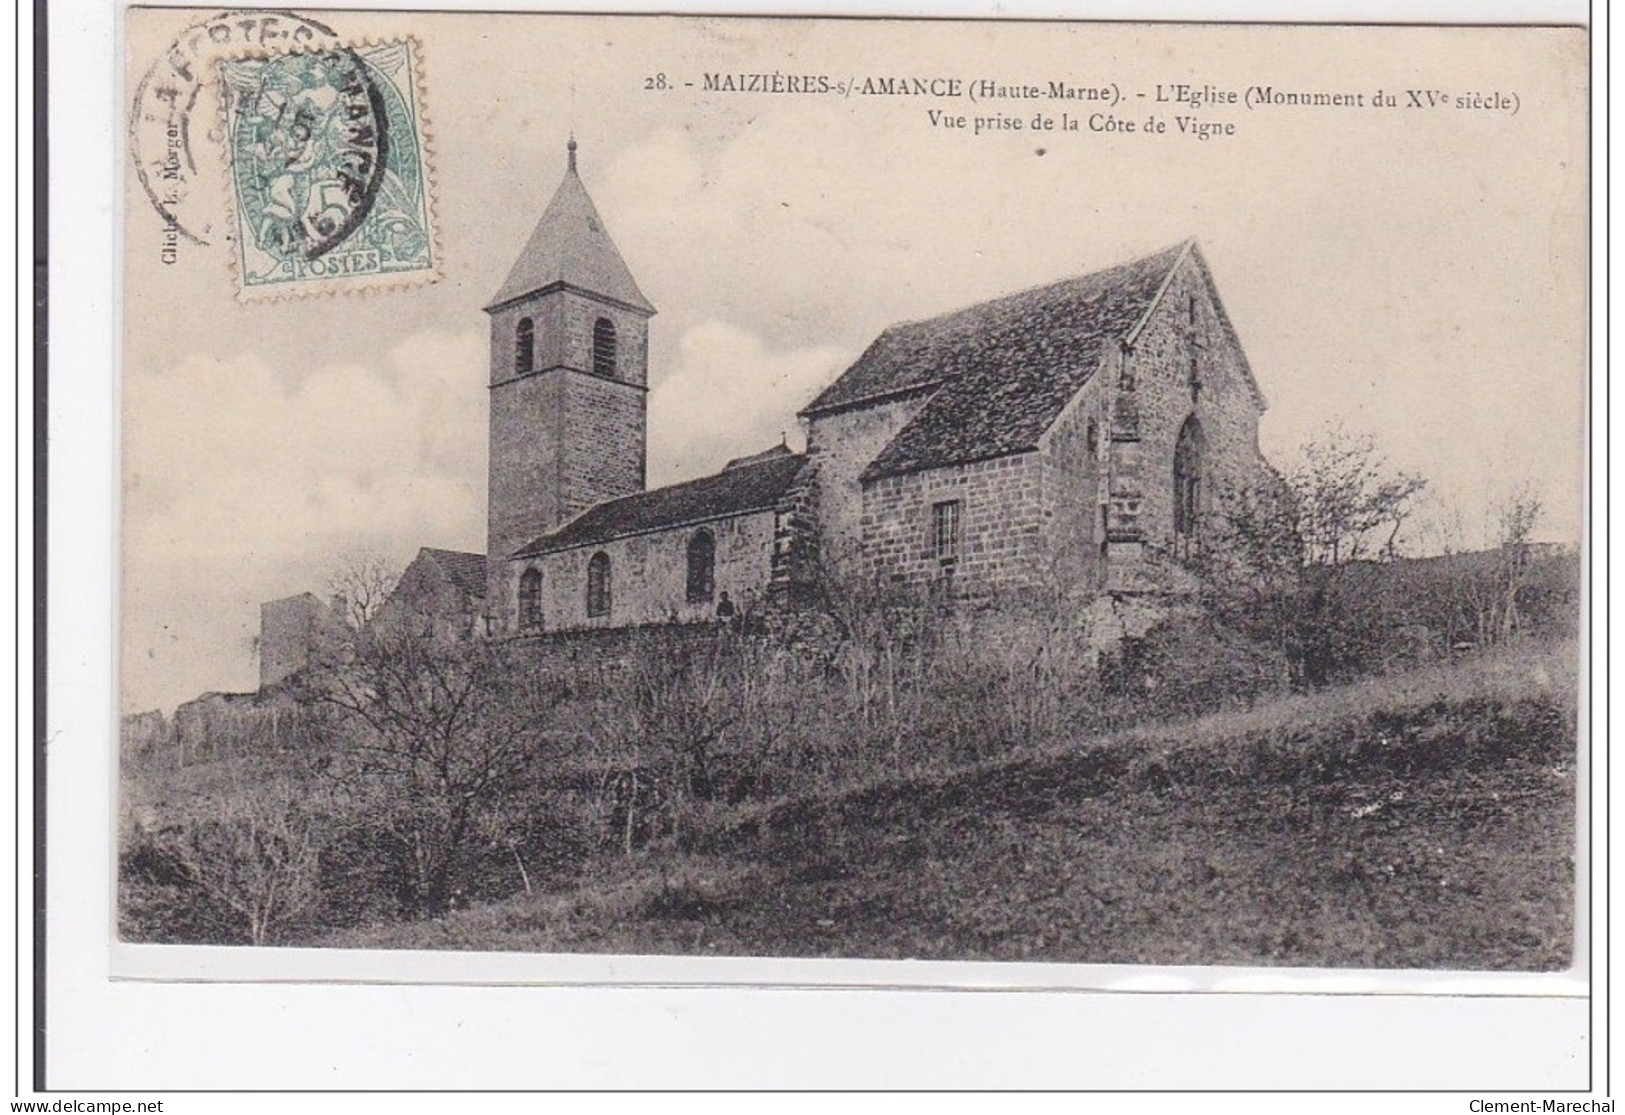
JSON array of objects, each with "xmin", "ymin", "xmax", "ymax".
[{"xmin": 328, "ymin": 642, "xmax": 1578, "ymax": 971}]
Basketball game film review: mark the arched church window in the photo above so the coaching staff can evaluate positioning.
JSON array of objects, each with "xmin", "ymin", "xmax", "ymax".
[
  {"xmin": 586, "ymin": 551, "xmax": 612, "ymax": 617},
  {"xmin": 515, "ymin": 317, "xmax": 535, "ymax": 375},
  {"xmin": 592, "ymin": 317, "xmax": 618, "ymax": 378},
  {"xmin": 1173, "ymin": 415, "xmax": 1204, "ymax": 561},
  {"xmin": 518, "ymin": 568, "xmax": 543, "ymax": 630},
  {"xmin": 1086, "ymin": 418, "xmax": 1099, "ymax": 456},
  {"xmin": 686, "ymin": 529, "xmax": 716, "ymax": 604}
]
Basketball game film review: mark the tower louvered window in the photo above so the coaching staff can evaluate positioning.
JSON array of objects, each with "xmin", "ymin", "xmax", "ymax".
[
  {"xmin": 515, "ymin": 317, "xmax": 535, "ymax": 375},
  {"xmin": 592, "ymin": 317, "xmax": 618, "ymax": 378}
]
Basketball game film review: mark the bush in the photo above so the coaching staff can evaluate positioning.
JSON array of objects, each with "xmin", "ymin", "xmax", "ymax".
[{"xmin": 1100, "ymin": 614, "xmax": 1290, "ymax": 724}]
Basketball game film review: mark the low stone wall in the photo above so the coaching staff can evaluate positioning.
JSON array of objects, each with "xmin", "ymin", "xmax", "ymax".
[
  {"xmin": 122, "ymin": 689, "xmax": 309, "ymax": 771},
  {"xmin": 506, "ymin": 605, "xmax": 849, "ymax": 679}
]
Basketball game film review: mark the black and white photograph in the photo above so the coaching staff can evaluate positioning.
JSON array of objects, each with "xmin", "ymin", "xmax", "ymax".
[{"xmin": 112, "ymin": 10, "xmax": 1586, "ymax": 988}]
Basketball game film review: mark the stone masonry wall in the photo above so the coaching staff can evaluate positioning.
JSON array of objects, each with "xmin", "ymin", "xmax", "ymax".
[
  {"xmin": 486, "ymin": 288, "xmax": 650, "ymax": 635},
  {"xmin": 804, "ymin": 392, "xmax": 931, "ymax": 576},
  {"xmin": 511, "ymin": 509, "xmax": 777, "ymax": 632},
  {"xmin": 486, "ymin": 366, "xmax": 565, "ymax": 628},
  {"xmin": 163, "ymin": 689, "xmax": 306, "ymax": 768},
  {"xmin": 1037, "ymin": 375, "xmax": 1108, "ymax": 593},
  {"xmin": 561, "ymin": 371, "xmax": 646, "ymax": 524},
  {"xmin": 375, "ymin": 554, "xmax": 483, "ymax": 641},
  {"xmin": 860, "ymin": 453, "xmax": 1048, "ymax": 593},
  {"xmin": 259, "ymin": 594, "xmax": 341, "ymax": 689},
  {"xmin": 488, "ymin": 289, "xmax": 649, "ymax": 387},
  {"xmin": 1131, "ymin": 256, "xmax": 1267, "ymax": 544},
  {"xmin": 1105, "ymin": 252, "xmax": 1268, "ymax": 591}
]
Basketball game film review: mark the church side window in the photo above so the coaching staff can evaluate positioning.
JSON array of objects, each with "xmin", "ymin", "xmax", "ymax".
[
  {"xmin": 515, "ymin": 317, "xmax": 535, "ymax": 375},
  {"xmin": 932, "ymin": 500, "xmax": 961, "ymax": 567},
  {"xmin": 1173, "ymin": 416, "xmax": 1204, "ymax": 561},
  {"xmin": 592, "ymin": 317, "xmax": 618, "ymax": 378},
  {"xmin": 586, "ymin": 551, "xmax": 612, "ymax": 617},
  {"xmin": 685, "ymin": 529, "xmax": 716, "ymax": 604},
  {"xmin": 518, "ymin": 567, "xmax": 543, "ymax": 630}
]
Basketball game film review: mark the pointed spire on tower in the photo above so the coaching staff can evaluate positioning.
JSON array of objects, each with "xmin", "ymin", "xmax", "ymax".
[{"xmin": 485, "ymin": 136, "xmax": 655, "ymax": 314}]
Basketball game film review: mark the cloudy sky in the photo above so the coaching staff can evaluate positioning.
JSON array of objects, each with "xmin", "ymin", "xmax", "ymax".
[{"xmin": 121, "ymin": 14, "xmax": 1587, "ymax": 712}]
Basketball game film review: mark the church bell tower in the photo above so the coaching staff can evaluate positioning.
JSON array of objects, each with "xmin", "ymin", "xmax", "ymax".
[{"xmin": 484, "ymin": 139, "xmax": 655, "ymax": 633}]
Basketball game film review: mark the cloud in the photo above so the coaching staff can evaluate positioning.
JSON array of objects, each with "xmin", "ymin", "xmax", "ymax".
[
  {"xmin": 121, "ymin": 329, "xmax": 487, "ymax": 711},
  {"xmin": 647, "ymin": 319, "xmax": 851, "ymax": 486}
]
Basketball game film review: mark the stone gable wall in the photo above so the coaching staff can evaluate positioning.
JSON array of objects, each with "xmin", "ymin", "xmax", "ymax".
[
  {"xmin": 1104, "ymin": 254, "xmax": 1268, "ymax": 591},
  {"xmin": 839, "ymin": 254, "xmax": 1268, "ymax": 601},
  {"xmin": 376, "ymin": 555, "xmax": 483, "ymax": 641}
]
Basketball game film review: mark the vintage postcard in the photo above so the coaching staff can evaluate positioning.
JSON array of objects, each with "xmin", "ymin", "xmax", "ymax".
[{"xmin": 117, "ymin": 9, "xmax": 1587, "ymax": 989}]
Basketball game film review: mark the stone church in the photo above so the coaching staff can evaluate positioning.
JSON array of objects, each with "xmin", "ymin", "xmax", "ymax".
[
  {"xmin": 258, "ymin": 139, "xmax": 1275, "ymax": 680},
  {"xmin": 473, "ymin": 140, "xmax": 1274, "ymax": 639}
]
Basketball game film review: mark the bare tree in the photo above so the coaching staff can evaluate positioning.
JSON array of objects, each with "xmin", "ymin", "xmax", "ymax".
[
  {"xmin": 1490, "ymin": 481, "xmax": 1546, "ymax": 642},
  {"xmin": 1200, "ymin": 428, "xmax": 1438, "ymax": 685},
  {"xmin": 171, "ymin": 774, "xmax": 327, "ymax": 945},
  {"xmin": 326, "ymin": 551, "xmax": 400, "ymax": 630},
  {"xmin": 581, "ymin": 626, "xmax": 756, "ymax": 854},
  {"xmin": 1196, "ymin": 475, "xmax": 1308, "ymax": 681},
  {"xmin": 1291, "ymin": 421, "xmax": 1428, "ymax": 564},
  {"xmin": 1435, "ymin": 480, "xmax": 1547, "ymax": 647},
  {"xmin": 303, "ymin": 600, "xmax": 564, "ymax": 916}
]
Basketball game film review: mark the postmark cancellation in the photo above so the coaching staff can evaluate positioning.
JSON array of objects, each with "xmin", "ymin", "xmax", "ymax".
[{"xmin": 217, "ymin": 37, "xmax": 438, "ymax": 298}]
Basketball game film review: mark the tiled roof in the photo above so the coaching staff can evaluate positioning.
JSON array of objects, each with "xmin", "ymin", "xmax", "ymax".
[
  {"xmin": 514, "ymin": 452, "xmax": 808, "ymax": 558},
  {"xmin": 421, "ymin": 548, "xmax": 488, "ymax": 599},
  {"xmin": 486, "ymin": 146, "xmax": 655, "ymax": 314},
  {"xmin": 802, "ymin": 241, "xmax": 1193, "ymax": 481},
  {"xmin": 722, "ymin": 443, "xmax": 795, "ymax": 470}
]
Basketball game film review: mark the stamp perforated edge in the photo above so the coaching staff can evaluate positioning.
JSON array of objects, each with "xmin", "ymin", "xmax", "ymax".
[{"xmin": 215, "ymin": 34, "xmax": 443, "ymax": 303}]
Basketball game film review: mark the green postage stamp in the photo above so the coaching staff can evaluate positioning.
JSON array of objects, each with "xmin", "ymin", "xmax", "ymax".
[{"xmin": 218, "ymin": 38, "xmax": 438, "ymax": 298}]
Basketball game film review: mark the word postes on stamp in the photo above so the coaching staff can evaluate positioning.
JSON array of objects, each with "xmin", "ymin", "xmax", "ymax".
[{"xmin": 218, "ymin": 39, "xmax": 438, "ymax": 298}]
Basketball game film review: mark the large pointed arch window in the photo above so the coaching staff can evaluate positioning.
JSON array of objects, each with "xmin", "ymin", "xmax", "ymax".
[
  {"xmin": 592, "ymin": 317, "xmax": 618, "ymax": 378},
  {"xmin": 518, "ymin": 568, "xmax": 543, "ymax": 630},
  {"xmin": 1173, "ymin": 415, "xmax": 1204, "ymax": 562},
  {"xmin": 686, "ymin": 529, "xmax": 716, "ymax": 604},
  {"xmin": 515, "ymin": 317, "xmax": 535, "ymax": 375},
  {"xmin": 586, "ymin": 551, "xmax": 612, "ymax": 617}
]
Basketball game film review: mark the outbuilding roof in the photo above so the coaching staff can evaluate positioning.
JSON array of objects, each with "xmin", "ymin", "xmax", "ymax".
[
  {"xmin": 418, "ymin": 548, "xmax": 488, "ymax": 599},
  {"xmin": 513, "ymin": 452, "xmax": 808, "ymax": 558}
]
